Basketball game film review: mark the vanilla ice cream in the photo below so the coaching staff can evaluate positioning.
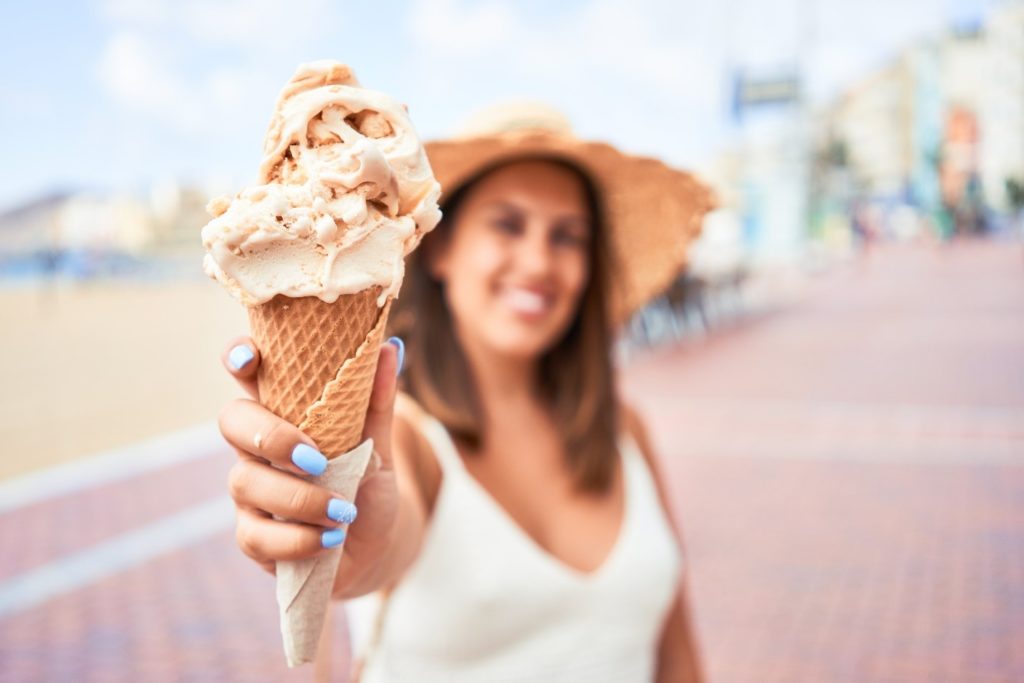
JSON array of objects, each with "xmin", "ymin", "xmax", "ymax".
[{"xmin": 201, "ymin": 61, "xmax": 441, "ymax": 306}]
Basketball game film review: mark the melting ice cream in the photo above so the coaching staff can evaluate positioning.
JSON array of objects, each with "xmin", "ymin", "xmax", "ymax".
[{"xmin": 201, "ymin": 61, "xmax": 441, "ymax": 306}]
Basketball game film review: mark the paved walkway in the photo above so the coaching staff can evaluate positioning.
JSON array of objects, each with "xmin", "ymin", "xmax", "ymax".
[
  {"xmin": 1, "ymin": 237, "xmax": 1022, "ymax": 682},
  {"xmin": 623, "ymin": 238, "xmax": 1024, "ymax": 683}
]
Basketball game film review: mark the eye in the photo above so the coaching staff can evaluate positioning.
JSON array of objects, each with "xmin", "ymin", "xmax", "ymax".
[
  {"xmin": 551, "ymin": 225, "xmax": 588, "ymax": 248},
  {"xmin": 491, "ymin": 215, "xmax": 523, "ymax": 235}
]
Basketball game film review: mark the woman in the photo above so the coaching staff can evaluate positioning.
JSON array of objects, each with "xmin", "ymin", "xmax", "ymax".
[{"xmin": 218, "ymin": 104, "xmax": 713, "ymax": 681}]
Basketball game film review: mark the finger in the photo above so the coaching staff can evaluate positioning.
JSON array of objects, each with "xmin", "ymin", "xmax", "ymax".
[
  {"xmin": 361, "ymin": 337, "xmax": 401, "ymax": 470},
  {"xmin": 222, "ymin": 336, "xmax": 261, "ymax": 400},
  {"xmin": 218, "ymin": 398, "xmax": 328, "ymax": 476},
  {"xmin": 235, "ymin": 507, "xmax": 346, "ymax": 563},
  {"xmin": 228, "ymin": 457, "xmax": 358, "ymax": 528}
]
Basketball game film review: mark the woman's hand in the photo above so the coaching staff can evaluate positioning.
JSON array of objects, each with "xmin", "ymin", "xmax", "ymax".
[{"xmin": 218, "ymin": 336, "xmax": 403, "ymax": 583}]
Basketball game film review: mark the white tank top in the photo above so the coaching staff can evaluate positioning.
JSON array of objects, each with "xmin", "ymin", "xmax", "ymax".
[{"xmin": 347, "ymin": 413, "xmax": 682, "ymax": 682}]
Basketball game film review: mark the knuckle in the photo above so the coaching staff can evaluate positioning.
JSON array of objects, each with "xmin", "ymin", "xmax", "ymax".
[
  {"xmin": 217, "ymin": 398, "xmax": 247, "ymax": 437},
  {"xmin": 286, "ymin": 484, "xmax": 315, "ymax": 518},
  {"xmin": 227, "ymin": 461, "xmax": 253, "ymax": 502},
  {"xmin": 285, "ymin": 531, "xmax": 314, "ymax": 560},
  {"xmin": 236, "ymin": 522, "xmax": 264, "ymax": 561},
  {"xmin": 259, "ymin": 417, "xmax": 289, "ymax": 457}
]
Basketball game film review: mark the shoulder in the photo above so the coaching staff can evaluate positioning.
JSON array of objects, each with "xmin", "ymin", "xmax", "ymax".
[
  {"xmin": 617, "ymin": 399, "xmax": 684, "ymax": 539},
  {"xmin": 618, "ymin": 400, "xmax": 655, "ymax": 467},
  {"xmin": 393, "ymin": 391, "xmax": 443, "ymax": 511}
]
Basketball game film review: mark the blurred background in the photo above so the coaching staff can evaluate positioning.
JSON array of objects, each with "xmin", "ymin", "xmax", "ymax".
[{"xmin": 1, "ymin": 0, "xmax": 1022, "ymax": 681}]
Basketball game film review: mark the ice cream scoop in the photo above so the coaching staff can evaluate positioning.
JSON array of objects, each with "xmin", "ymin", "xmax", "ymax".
[{"xmin": 201, "ymin": 60, "xmax": 441, "ymax": 307}]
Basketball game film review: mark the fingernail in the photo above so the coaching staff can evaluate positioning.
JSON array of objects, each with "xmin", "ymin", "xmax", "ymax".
[
  {"xmin": 321, "ymin": 528, "xmax": 346, "ymax": 548},
  {"xmin": 228, "ymin": 345, "xmax": 254, "ymax": 370},
  {"xmin": 291, "ymin": 444, "xmax": 327, "ymax": 476},
  {"xmin": 327, "ymin": 499, "xmax": 358, "ymax": 524},
  {"xmin": 387, "ymin": 337, "xmax": 405, "ymax": 377}
]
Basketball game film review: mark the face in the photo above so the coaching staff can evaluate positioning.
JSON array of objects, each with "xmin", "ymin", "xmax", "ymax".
[{"xmin": 429, "ymin": 160, "xmax": 592, "ymax": 361}]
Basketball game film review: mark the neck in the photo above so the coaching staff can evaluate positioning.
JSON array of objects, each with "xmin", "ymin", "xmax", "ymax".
[{"xmin": 460, "ymin": 338, "xmax": 540, "ymax": 417}]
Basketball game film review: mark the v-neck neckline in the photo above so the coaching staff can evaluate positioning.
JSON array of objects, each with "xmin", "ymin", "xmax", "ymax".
[{"xmin": 433, "ymin": 421, "xmax": 632, "ymax": 583}]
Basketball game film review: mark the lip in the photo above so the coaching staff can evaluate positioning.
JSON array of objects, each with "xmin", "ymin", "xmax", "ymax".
[{"xmin": 499, "ymin": 284, "xmax": 554, "ymax": 320}]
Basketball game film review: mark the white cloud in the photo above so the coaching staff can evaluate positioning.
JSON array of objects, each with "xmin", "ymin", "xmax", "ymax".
[
  {"xmin": 398, "ymin": 0, "xmax": 987, "ymax": 166},
  {"xmin": 402, "ymin": 0, "xmax": 726, "ymax": 163},
  {"xmin": 566, "ymin": 0, "xmax": 718, "ymax": 96},
  {"xmin": 93, "ymin": 0, "xmax": 338, "ymax": 138},
  {"xmin": 178, "ymin": 0, "xmax": 334, "ymax": 49},
  {"xmin": 99, "ymin": 0, "xmax": 334, "ymax": 49},
  {"xmin": 407, "ymin": 0, "xmax": 520, "ymax": 54},
  {"xmin": 97, "ymin": 31, "xmax": 204, "ymax": 132},
  {"xmin": 407, "ymin": 0, "xmax": 719, "ymax": 100},
  {"xmin": 74, "ymin": 0, "xmax": 991, "ymax": 195},
  {"xmin": 99, "ymin": 0, "xmax": 172, "ymax": 25}
]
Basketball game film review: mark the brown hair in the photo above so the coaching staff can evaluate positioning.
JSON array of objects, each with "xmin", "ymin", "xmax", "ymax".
[{"xmin": 389, "ymin": 157, "xmax": 619, "ymax": 493}]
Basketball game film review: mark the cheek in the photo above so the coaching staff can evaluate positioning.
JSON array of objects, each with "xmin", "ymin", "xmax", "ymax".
[
  {"xmin": 443, "ymin": 233, "xmax": 507, "ymax": 306},
  {"xmin": 562, "ymin": 252, "xmax": 590, "ymax": 301}
]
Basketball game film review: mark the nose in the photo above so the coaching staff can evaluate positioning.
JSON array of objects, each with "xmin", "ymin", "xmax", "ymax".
[{"xmin": 514, "ymin": 221, "xmax": 555, "ymax": 278}]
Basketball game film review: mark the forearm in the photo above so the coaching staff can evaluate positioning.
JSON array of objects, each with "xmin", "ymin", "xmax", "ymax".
[{"xmin": 657, "ymin": 584, "xmax": 705, "ymax": 683}]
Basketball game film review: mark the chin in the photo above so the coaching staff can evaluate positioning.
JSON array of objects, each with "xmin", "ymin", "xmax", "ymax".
[
  {"xmin": 485, "ymin": 316, "xmax": 573, "ymax": 359},
  {"xmin": 487, "ymin": 336, "xmax": 552, "ymax": 360}
]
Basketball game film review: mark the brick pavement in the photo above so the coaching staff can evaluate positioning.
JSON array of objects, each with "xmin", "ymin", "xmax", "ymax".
[
  {"xmin": 623, "ymin": 237, "xmax": 1024, "ymax": 683},
  {"xmin": 0, "ymin": 456, "xmax": 229, "ymax": 583},
  {"xmin": 0, "ymin": 532, "xmax": 348, "ymax": 682},
  {"xmin": 0, "ymin": 237, "xmax": 1021, "ymax": 682}
]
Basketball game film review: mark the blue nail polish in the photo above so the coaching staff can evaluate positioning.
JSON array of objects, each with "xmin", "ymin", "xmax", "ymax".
[
  {"xmin": 387, "ymin": 336, "xmax": 405, "ymax": 377},
  {"xmin": 321, "ymin": 528, "xmax": 346, "ymax": 548},
  {"xmin": 291, "ymin": 444, "xmax": 327, "ymax": 476},
  {"xmin": 228, "ymin": 345, "xmax": 255, "ymax": 370},
  {"xmin": 327, "ymin": 499, "xmax": 358, "ymax": 524}
]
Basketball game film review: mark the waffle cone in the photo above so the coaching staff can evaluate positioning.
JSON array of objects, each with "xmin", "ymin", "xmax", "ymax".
[
  {"xmin": 247, "ymin": 287, "xmax": 393, "ymax": 667},
  {"xmin": 247, "ymin": 287, "xmax": 391, "ymax": 456}
]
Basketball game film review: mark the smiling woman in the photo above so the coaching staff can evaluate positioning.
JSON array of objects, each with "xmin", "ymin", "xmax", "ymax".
[
  {"xmin": 338, "ymin": 104, "xmax": 714, "ymax": 681},
  {"xmin": 392, "ymin": 157, "xmax": 619, "ymax": 492},
  {"xmin": 217, "ymin": 100, "xmax": 714, "ymax": 682}
]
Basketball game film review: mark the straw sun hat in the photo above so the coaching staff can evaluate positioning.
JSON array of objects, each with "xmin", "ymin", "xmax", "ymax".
[{"xmin": 424, "ymin": 102, "xmax": 716, "ymax": 325}]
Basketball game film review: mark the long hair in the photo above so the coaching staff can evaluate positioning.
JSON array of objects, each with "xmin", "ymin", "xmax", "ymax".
[{"xmin": 389, "ymin": 156, "xmax": 619, "ymax": 493}]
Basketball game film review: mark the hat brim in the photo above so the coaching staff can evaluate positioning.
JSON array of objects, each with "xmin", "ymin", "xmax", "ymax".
[{"xmin": 425, "ymin": 131, "xmax": 716, "ymax": 325}]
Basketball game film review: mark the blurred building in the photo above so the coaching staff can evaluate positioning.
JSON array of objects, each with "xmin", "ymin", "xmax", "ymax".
[
  {"xmin": 0, "ymin": 181, "xmax": 214, "ymax": 280},
  {"xmin": 0, "ymin": 182, "xmax": 212, "ymax": 257},
  {"xmin": 979, "ymin": 3, "xmax": 1024, "ymax": 211},
  {"xmin": 827, "ymin": 61, "xmax": 913, "ymax": 200},
  {"xmin": 0, "ymin": 191, "xmax": 153, "ymax": 254},
  {"xmin": 813, "ymin": 4, "xmax": 1024, "ymax": 239},
  {"xmin": 716, "ymin": 71, "xmax": 810, "ymax": 266},
  {"xmin": 0, "ymin": 192, "xmax": 73, "ymax": 253},
  {"xmin": 149, "ymin": 180, "xmax": 214, "ymax": 254},
  {"xmin": 57, "ymin": 195, "xmax": 155, "ymax": 252}
]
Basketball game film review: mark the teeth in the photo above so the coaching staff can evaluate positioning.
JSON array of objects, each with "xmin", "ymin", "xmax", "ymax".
[{"xmin": 504, "ymin": 287, "xmax": 547, "ymax": 314}]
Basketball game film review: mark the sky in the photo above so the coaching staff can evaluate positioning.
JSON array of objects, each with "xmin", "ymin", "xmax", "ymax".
[{"xmin": 0, "ymin": 0, "xmax": 1005, "ymax": 211}]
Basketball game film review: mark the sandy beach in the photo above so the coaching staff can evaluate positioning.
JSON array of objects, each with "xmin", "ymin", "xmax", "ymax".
[{"xmin": 0, "ymin": 280, "xmax": 248, "ymax": 481}]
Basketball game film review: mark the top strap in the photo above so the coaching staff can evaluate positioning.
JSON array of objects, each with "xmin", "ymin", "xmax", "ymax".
[{"xmin": 394, "ymin": 393, "xmax": 466, "ymax": 473}]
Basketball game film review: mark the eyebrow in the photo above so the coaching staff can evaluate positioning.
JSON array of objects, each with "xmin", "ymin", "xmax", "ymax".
[
  {"xmin": 481, "ymin": 200, "xmax": 589, "ymax": 226},
  {"xmin": 480, "ymin": 200, "xmax": 524, "ymax": 215}
]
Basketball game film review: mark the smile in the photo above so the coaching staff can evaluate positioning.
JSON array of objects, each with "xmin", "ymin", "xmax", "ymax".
[{"xmin": 501, "ymin": 286, "xmax": 553, "ymax": 317}]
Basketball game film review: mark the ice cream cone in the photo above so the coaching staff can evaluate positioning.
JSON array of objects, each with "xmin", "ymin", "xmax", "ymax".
[
  {"xmin": 276, "ymin": 438, "xmax": 376, "ymax": 667},
  {"xmin": 247, "ymin": 287, "xmax": 393, "ymax": 666},
  {"xmin": 247, "ymin": 286, "xmax": 388, "ymax": 451},
  {"xmin": 201, "ymin": 60, "xmax": 440, "ymax": 669}
]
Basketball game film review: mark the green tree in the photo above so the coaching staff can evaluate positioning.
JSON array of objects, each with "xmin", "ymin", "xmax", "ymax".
[{"xmin": 1005, "ymin": 178, "xmax": 1024, "ymax": 213}]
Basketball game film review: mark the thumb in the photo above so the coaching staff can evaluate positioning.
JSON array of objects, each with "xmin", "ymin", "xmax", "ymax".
[{"xmin": 361, "ymin": 337, "xmax": 403, "ymax": 471}]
